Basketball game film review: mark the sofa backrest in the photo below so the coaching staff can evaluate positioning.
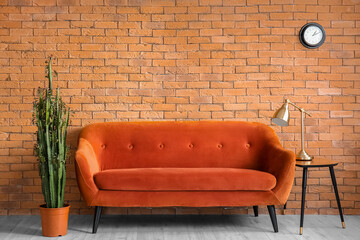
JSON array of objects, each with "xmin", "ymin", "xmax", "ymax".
[{"xmin": 79, "ymin": 121, "xmax": 282, "ymax": 170}]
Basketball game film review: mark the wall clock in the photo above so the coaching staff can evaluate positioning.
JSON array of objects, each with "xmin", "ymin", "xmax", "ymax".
[{"xmin": 299, "ymin": 23, "xmax": 326, "ymax": 49}]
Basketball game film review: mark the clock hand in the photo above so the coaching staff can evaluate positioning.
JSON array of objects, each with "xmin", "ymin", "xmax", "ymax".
[{"xmin": 312, "ymin": 31, "xmax": 318, "ymax": 36}]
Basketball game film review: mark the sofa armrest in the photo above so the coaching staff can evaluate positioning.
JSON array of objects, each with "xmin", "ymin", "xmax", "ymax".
[
  {"xmin": 75, "ymin": 138, "xmax": 100, "ymax": 206},
  {"xmin": 260, "ymin": 145, "xmax": 296, "ymax": 205}
]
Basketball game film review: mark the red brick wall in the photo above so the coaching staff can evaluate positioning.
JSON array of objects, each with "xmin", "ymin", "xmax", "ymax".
[{"xmin": 0, "ymin": 0, "xmax": 359, "ymax": 215}]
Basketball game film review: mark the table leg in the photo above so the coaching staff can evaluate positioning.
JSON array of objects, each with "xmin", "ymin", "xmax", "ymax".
[
  {"xmin": 300, "ymin": 167, "xmax": 308, "ymax": 235},
  {"xmin": 329, "ymin": 166, "xmax": 345, "ymax": 229}
]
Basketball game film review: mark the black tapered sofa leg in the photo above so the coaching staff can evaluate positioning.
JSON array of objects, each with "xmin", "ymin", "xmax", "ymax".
[
  {"xmin": 267, "ymin": 205, "xmax": 278, "ymax": 233},
  {"xmin": 92, "ymin": 206, "xmax": 102, "ymax": 234},
  {"xmin": 253, "ymin": 206, "xmax": 258, "ymax": 217}
]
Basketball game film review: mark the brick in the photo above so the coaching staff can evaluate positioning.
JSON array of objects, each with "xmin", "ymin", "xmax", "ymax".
[
  {"xmin": 212, "ymin": 36, "xmax": 234, "ymax": 43},
  {"xmin": 270, "ymin": 13, "xmax": 293, "ymax": 20},
  {"xmin": 200, "ymin": 29, "xmax": 222, "ymax": 36},
  {"xmin": 95, "ymin": 21, "xmax": 117, "ymax": 28},
  {"xmin": 9, "ymin": 0, "xmax": 32, "ymax": 5},
  {"xmin": 152, "ymin": 14, "xmax": 174, "ymax": 21}
]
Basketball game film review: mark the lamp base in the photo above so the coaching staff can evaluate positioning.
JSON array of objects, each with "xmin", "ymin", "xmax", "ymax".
[{"xmin": 296, "ymin": 149, "xmax": 313, "ymax": 161}]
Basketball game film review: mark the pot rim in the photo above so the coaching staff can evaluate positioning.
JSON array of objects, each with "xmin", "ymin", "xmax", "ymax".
[{"xmin": 40, "ymin": 204, "xmax": 70, "ymax": 209}]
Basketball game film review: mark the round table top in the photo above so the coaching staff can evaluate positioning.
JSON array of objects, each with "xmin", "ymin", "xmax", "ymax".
[{"xmin": 296, "ymin": 158, "xmax": 338, "ymax": 168}]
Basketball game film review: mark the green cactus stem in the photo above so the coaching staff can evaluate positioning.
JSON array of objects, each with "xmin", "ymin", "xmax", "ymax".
[{"xmin": 33, "ymin": 57, "xmax": 70, "ymax": 208}]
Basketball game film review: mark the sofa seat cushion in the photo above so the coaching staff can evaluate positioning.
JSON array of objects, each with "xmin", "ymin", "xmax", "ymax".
[{"xmin": 94, "ymin": 168, "xmax": 276, "ymax": 191}]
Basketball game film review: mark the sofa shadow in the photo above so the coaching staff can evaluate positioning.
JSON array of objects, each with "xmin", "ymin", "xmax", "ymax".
[{"xmin": 95, "ymin": 214, "xmax": 269, "ymax": 233}]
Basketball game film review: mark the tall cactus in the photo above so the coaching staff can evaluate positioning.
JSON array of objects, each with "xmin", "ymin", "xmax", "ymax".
[{"xmin": 33, "ymin": 57, "xmax": 70, "ymax": 208}]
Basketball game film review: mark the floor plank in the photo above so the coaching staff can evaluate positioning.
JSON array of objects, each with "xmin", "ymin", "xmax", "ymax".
[{"xmin": 0, "ymin": 214, "xmax": 358, "ymax": 240}]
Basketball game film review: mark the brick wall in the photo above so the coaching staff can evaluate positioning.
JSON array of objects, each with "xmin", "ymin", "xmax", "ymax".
[{"xmin": 0, "ymin": 0, "xmax": 359, "ymax": 215}]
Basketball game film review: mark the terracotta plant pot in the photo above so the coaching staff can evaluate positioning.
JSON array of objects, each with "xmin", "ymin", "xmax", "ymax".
[{"xmin": 39, "ymin": 204, "xmax": 70, "ymax": 237}]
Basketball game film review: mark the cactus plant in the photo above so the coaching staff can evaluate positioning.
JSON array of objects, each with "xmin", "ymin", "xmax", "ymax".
[{"xmin": 33, "ymin": 57, "xmax": 70, "ymax": 208}]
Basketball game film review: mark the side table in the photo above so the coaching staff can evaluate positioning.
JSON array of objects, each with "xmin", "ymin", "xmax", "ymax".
[{"xmin": 295, "ymin": 159, "xmax": 345, "ymax": 235}]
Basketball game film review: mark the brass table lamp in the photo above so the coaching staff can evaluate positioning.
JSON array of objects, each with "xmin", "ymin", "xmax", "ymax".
[{"xmin": 272, "ymin": 99, "xmax": 313, "ymax": 161}]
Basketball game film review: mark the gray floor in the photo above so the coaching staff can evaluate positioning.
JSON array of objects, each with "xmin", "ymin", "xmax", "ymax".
[{"xmin": 0, "ymin": 214, "xmax": 359, "ymax": 240}]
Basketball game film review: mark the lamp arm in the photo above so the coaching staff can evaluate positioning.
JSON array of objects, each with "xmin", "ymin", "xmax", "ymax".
[{"xmin": 285, "ymin": 99, "xmax": 312, "ymax": 117}]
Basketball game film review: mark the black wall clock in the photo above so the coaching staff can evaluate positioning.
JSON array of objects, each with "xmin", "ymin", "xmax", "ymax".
[{"xmin": 299, "ymin": 23, "xmax": 326, "ymax": 49}]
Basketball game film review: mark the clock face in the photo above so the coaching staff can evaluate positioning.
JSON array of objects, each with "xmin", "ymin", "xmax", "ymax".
[
  {"xmin": 299, "ymin": 23, "xmax": 326, "ymax": 49},
  {"xmin": 303, "ymin": 26, "xmax": 323, "ymax": 46}
]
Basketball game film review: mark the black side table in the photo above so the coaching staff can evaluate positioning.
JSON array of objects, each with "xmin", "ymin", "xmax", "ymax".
[{"xmin": 295, "ymin": 159, "xmax": 345, "ymax": 235}]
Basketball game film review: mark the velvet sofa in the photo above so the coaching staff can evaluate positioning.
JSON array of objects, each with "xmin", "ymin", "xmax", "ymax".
[{"xmin": 75, "ymin": 121, "xmax": 295, "ymax": 233}]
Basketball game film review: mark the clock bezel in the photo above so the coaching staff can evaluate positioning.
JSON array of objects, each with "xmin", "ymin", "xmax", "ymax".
[{"xmin": 299, "ymin": 22, "xmax": 326, "ymax": 49}]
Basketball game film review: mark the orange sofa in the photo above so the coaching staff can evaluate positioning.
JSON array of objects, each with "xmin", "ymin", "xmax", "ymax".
[{"xmin": 75, "ymin": 121, "xmax": 295, "ymax": 233}]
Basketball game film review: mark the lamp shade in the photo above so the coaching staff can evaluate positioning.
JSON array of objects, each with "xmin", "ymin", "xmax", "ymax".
[{"xmin": 272, "ymin": 102, "xmax": 290, "ymax": 127}]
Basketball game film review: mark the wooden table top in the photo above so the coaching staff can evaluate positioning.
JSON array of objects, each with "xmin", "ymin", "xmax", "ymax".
[{"xmin": 296, "ymin": 158, "xmax": 338, "ymax": 168}]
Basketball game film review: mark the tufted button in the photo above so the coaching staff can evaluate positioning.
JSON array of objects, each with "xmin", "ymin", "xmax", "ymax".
[
  {"xmin": 245, "ymin": 143, "xmax": 251, "ymax": 148},
  {"xmin": 159, "ymin": 144, "xmax": 164, "ymax": 149},
  {"xmin": 101, "ymin": 144, "xmax": 106, "ymax": 149},
  {"xmin": 128, "ymin": 144, "xmax": 134, "ymax": 150},
  {"xmin": 188, "ymin": 143, "xmax": 194, "ymax": 149},
  {"xmin": 218, "ymin": 144, "xmax": 223, "ymax": 149}
]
